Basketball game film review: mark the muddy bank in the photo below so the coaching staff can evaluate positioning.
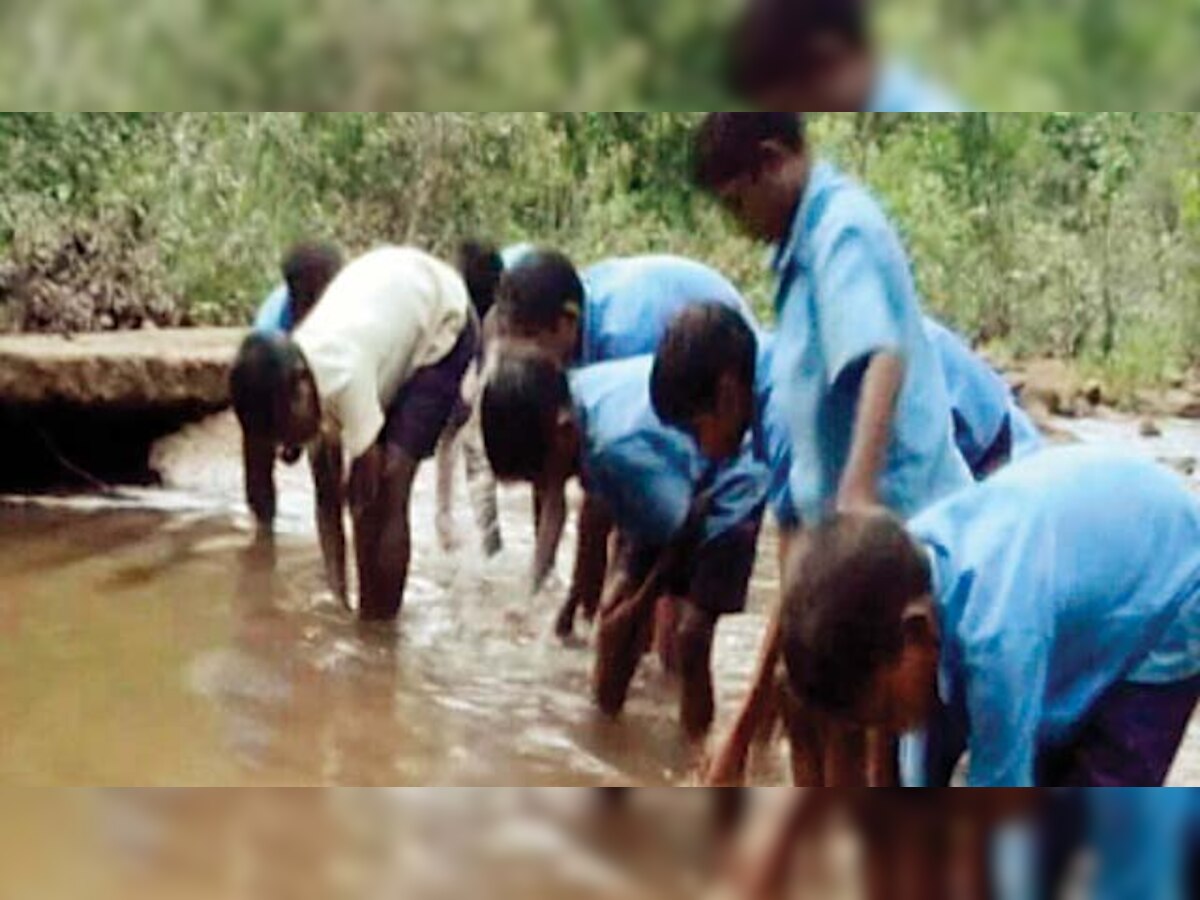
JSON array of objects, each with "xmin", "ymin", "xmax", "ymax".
[{"xmin": 0, "ymin": 329, "xmax": 242, "ymax": 488}]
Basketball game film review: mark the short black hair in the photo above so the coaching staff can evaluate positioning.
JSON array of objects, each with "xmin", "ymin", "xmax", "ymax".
[
  {"xmin": 230, "ymin": 331, "xmax": 305, "ymax": 440},
  {"xmin": 458, "ymin": 240, "xmax": 505, "ymax": 320},
  {"xmin": 728, "ymin": 0, "xmax": 870, "ymax": 99},
  {"xmin": 495, "ymin": 249, "xmax": 585, "ymax": 333},
  {"xmin": 651, "ymin": 304, "xmax": 758, "ymax": 426},
  {"xmin": 782, "ymin": 513, "xmax": 932, "ymax": 715},
  {"xmin": 282, "ymin": 241, "xmax": 342, "ymax": 317},
  {"xmin": 480, "ymin": 349, "xmax": 572, "ymax": 482},
  {"xmin": 693, "ymin": 113, "xmax": 807, "ymax": 193}
]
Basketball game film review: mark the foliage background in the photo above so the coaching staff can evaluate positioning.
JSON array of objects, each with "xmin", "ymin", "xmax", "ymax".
[{"xmin": 1, "ymin": 113, "xmax": 1198, "ymax": 395}]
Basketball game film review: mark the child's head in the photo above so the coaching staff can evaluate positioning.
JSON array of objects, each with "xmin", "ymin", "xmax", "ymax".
[
  {"xmin": 781, "ymin": 511, "xmax": 940, "ymax": 732},
  {"xmin": 458, "ymin": 240, "xmax": 505, "ymax": 321},
  {"xmin": 230, "ymin": 332, "xmax": 321, "ymax": 454},
  {"xmin": 480, "ymin": 348, "xmax": 580, "ymax": 486},
  {"xmin": 728, "ymin": 0, "xmax": 875, "ymax": 112},
  {"xmin": 495, "ymin": 249, "xmax": 585, "ymax": 364},
  {"xmin": 282, "ymin": 241, "xmax": 343, "ymax": 324},
  {"xmin": 651, "ymin": 304, "xmax": 759, "ymax": 461},
  {"xmin": 693, "ymin": 113, "xmax": 810, "ymax": 243}
]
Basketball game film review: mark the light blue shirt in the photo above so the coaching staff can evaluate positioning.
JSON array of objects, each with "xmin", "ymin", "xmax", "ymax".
[
  {"xmin": 868, "ymin": 61, "xmax": 965, "ymax": 113},
  {"xmin": 501, "ymin": 243, "xmax": 536, "ymax": 270},
  {"xmin": 750, "ymin": 336, "xmax": 801, "ymax": 530},
  {"xmin": 252, "ymin": 284, "xmax": 295, "ymax": 334},
  {"xmin": 771, "ymin": 161, "xmax": 972, "ymax": 523},
  {"xmin": 571, "ymin": 357, "xmax": 767, "ymax": 545},
  {"xmin": 924, "ymin": 317, "xmax": 1043, "ymax": 475},
  {"xmin": 910, "ymin": 446, "xmax": 1200, "ymax": 787},
  {"xmin": 1087, "ymin": 790, "xmax": 1193, "ymax": 900},
  {"xmin": 579, "ymin": 256, "xmax": 756, "ymax": 366}
]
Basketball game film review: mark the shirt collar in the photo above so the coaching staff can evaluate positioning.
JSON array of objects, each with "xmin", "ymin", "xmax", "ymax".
[
  {"xmin": 772, "ymin": 160, "xmax": 840, "ymax": 277},
  {"xmin": 921, "ymin": 539, "xmax": 957, "ymax": 707}
]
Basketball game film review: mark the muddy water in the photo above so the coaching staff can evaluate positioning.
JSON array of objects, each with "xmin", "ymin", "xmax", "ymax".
[
  {"xmin": 0, "ymin": 414, "xmax": 785, "ymax": 787},
  {"xmin": 0, "ymin": 412, "xmax": 1196, "ymax": 786}
]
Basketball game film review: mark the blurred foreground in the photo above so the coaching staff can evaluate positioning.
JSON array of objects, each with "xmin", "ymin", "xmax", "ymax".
[{"xmin": 1, "ymin": 789, "xmax": 1195, "ymax": 900}]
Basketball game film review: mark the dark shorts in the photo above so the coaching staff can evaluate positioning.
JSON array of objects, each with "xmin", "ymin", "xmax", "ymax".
[
  {"xmin": 616, "ymin": 516, "xmax": 761, "ymax": 617},
  {"xmin": 1036, "ymin": 674, "xmax": 1200, "ymax": 787},
  {"xmin": 971, "ymin": 416, "xmax": 1014, "ymax": 480},
  {"xmin": 382, "ymin": 316, "xmax": 479, "ymax": 462}
]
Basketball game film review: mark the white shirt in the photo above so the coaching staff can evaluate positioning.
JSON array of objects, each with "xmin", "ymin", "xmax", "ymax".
[{"xmin": 294, "ymin": 246, "xmax": 469, "ymax": 459}]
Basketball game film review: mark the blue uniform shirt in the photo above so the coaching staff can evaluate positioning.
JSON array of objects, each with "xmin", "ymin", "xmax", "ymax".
[
  {"xmin": 571, "ymin": 357, "xmax": 767, "ymax": 545},
  {"xmin": 924, "ymin": 317, "xmax": 1043, "ymax": 474},
  {"xmin": 579, "ymin": 256, "xmax": 756, "ymax": 366},
  {"xmin": 252, "ymin": 284, "xmax": 295, "ymax": 334},
  {"xmin": 771, "ymin": 161, "xmax": 972, "ymax": 523},
  {"xmin": 868, "ymin": 61, "xmax": 965, "ymax": 113},
  {"xmin": 750, "ymin": 336, "xmax": 801, "ymax": 530},
  {"xmin": 910, "ymin": 446, "xmax": 1200, "ymax": 787},
  {"xmin": 501, "ymin": 243, "xmax": 536, "ymax": 270}
]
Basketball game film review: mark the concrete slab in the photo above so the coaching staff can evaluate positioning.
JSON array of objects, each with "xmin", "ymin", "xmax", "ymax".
[{"xmin": 0, "ymin": 328, "xmax": 244, "ymax": 410}]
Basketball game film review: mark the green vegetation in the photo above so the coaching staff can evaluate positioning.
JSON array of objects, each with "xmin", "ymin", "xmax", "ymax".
[{"xmin": 1, "ymin": 113, "xmax": 1198, "ymax": 395}]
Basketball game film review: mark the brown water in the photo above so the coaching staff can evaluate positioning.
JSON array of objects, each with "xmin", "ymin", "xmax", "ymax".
[
  {"xmin": 0, "ymin": 414, "xmax": 785, "ymax": 787},
  {"xmin": 0, "ymin": 413, "xmax": 1195, "ymax": 787}
]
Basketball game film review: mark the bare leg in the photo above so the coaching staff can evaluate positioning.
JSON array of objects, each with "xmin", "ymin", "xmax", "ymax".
[
  {"xmin": 594, "ymin": 570, "xmax": 654, "ymax": 718},
  {"xmin": 676, "ymin": 603, "xmax": 718, "ymax": 742},
  {"xmin": 356, "ymin": 450, "xmax": 418, "ymax": 622},
  {"xmin": 434, "ymin": 429, "xmax": 460, "ymax": 552}
]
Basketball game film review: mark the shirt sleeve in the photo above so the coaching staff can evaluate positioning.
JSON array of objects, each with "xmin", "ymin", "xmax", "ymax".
[
  {"xmin": 814, "ymin": 227, "xmax": 905, "ymax": 388},
  {"xmin": 963, "ymin": 631, "xmax": 1049, "ymax": 787},
  {"xmin": 253, "ymin": 285, "xmax": 292, "ymax": 333},
  {"xmin": 591, "ymin": 438, "xmax": 691, "ymax": 543}
]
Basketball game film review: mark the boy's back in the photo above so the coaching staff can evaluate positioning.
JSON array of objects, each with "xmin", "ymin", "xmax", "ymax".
[
  {"xmin": 773, "ymin": 161, "xmax": 971, "ymax": 521},
  {"xmin": 580, "ymin": 256, "xmax": 756, "ymax": 366},
  {"xmin": 295, "ymin": 246, "xmax": 469, "ymax": 457},
  {"xmin": 911, "ymin": 446, "xmax": 1200, "ymax": 784},
  {"xmin": 572, "ymin": 356, "xmax": 767, "ymax": 544}
]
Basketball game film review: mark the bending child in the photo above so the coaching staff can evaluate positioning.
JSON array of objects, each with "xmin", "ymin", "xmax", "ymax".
[
  {"xmin": 686, "ymin": 113, "xmax": 974, "ymax": 785},
  {"xmin": 784, "ymin": 446, "xmax": 1200, "ymax": 788},
  {"xmin": 481, "ymin": 348, "xmax": 768, "ymax": 744},
  {"xmin": 231, "ymin": 246, "xmax": 479, "ymax": 620},
  {"xmin": 493, "ymin": 250, "xmax": 759, "ymax": 639}
]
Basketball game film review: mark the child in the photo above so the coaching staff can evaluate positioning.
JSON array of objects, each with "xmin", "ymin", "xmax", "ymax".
[
  {"xmin": 237, "ymin": 243, "xmax": 344, "ymax": 535},
  {"xmin": 480, "ymin": 348, "xmax": 768, "ymax": 743},
  {"xmin": 230, "ymin": 246, "xmax": 478, "ymax": 620},
  {"xmin": 924, "ymin": 317, "xmax": 1043, "ymax": 479},
  {"xmin": 782, "ymin": 446, "xmax": 1200, "ymax": 788},
  {"xmin": 495, "ymin": 251, "xmax": 760, "ymax": 638},
  {"xmin": 690, "ymin": 114, "xmax": 974, "ymax": 784},
  {"xmin": 727, "ymin": 0, "xmax": 963, "ymax": 112},
  {"xmin": 252, "ymin": 242, "xmax": 344, "ymax": 336},
  {"xmin": 433, "ymin": 241, "xmax": 506, "ymax": 557}
]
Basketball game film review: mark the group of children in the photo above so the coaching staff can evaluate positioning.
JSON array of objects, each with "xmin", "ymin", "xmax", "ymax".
[{"xmin": 230, "ymin": 112, "xmax": 1198, "ymax": 794}]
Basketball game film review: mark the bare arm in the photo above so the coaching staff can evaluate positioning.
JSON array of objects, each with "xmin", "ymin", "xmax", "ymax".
[
  {"xmin": 555, "ymin": 492, "xmax": 613, "ymax": 638},
  {"xmin": 706, "ymin": 528, "xmax": 797, "ymax": 786},
  {"xmin": 531, "ymin": 478, "xmax": 568, "ymax": 595},
  {"xmin": 242, "ymin": 434, "xmax": 277, "ymax": 535},
  {"xmin": 309, "ymin": 436, "xmax": 348, "ymax": 605},
  {"xmin": 838, "ymin": 352, "xmax": 904, "ymax": 511}
]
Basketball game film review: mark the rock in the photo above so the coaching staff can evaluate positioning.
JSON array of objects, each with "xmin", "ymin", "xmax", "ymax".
[
  {"xmin": 0, "ymin": 328, "xmax": 243, "ymax": 410},
  {"xmin": 1083, "ymin": 379, "xmax": 1105, "ymax": 407},
  {"xmin": 1140, "ymin": 419, "xmax": 1163, "ymax": 438}
]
